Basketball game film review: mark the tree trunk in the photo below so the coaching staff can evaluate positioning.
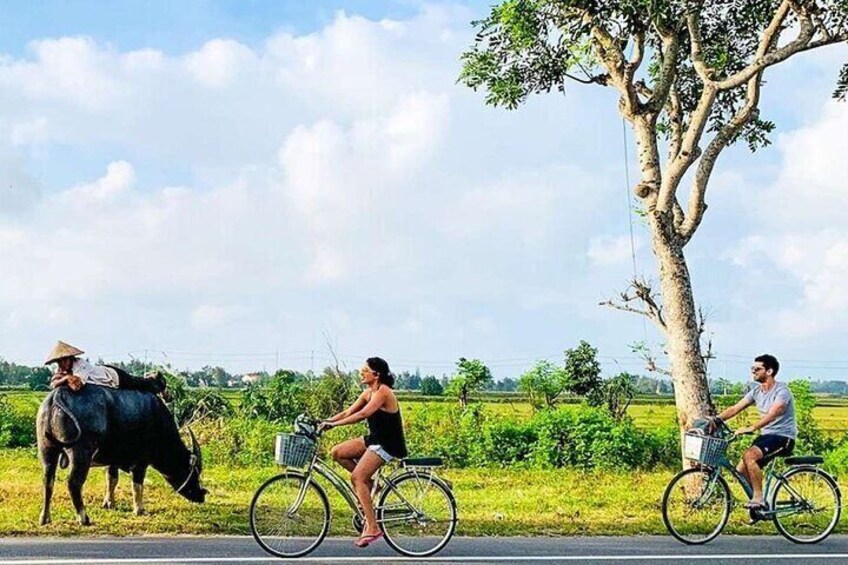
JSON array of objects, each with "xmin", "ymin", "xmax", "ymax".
[{"xmin": 648, "ymin": 212, "xmax": 715, "ymax": 461}]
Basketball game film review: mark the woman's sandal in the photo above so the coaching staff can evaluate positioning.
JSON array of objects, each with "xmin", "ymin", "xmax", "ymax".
[
  {"xmin": 744, "ymin": 500, "xmax": 767, "ymax": 510},
  {"xmin": 354, "ymin": 531, "xmax": 383, "ymax": 548}
]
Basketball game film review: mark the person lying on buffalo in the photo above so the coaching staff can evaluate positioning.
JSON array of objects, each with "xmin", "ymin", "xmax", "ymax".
[{"xmin": 45, "ymin": 340, "xmax": 165, "ymax": 395}]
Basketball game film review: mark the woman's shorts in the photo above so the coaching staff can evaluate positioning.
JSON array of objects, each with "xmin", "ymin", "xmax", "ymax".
[{"xmin": 367, "ymin": 444, "xmax": 394, "ymax": 463}]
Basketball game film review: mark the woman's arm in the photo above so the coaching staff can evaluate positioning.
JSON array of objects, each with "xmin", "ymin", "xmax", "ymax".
[
  {"xmin": 326, "ymin": 391, "xmax": 368, "ymax": 423},
  {"xmin": 327, "ymin": 388, "xmax": 387, "ymax": 428}
]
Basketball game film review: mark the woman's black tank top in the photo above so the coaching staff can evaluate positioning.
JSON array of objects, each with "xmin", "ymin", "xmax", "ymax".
[{"xmin": 364, "ymin": 405, "xmax": 408, "ymax": 458}]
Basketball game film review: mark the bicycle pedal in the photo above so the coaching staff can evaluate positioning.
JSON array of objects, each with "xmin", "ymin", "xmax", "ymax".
[{"xmin": 747, "ymin": 510, "xmax": 764, "ymax": 524}]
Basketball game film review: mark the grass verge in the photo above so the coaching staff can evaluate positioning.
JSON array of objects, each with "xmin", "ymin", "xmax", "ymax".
[{"xmin": 2, "ymin": 449, "xmax": 844, "ymax": 537}]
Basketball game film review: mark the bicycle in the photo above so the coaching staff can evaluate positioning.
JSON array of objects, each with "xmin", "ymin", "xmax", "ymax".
[
  {"xmin": 249, "ymin": 414, "xmax": 458, "ymax": 558},
  {"xmin": 662, "ymin": 420, "xmax": 841, "ymax": 545}
]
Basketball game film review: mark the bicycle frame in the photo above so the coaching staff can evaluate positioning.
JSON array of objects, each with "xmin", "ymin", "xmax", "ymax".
[
  {"xmin": 291, "ymin": 449, "xmax": 444, "ymax": 526},
  {"xmin": 707, "ymin": 453, "xmax": 829, "ymax": 520}
]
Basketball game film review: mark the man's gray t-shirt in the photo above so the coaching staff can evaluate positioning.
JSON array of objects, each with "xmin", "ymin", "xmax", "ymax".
[{"xmin": 743, "ymin": 382, "xmax": 797, "ymax": 439}]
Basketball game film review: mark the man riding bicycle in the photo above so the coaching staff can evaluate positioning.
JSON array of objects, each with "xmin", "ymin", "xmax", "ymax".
[{"xmin": 711, "ymin": 354, "xmax": 797, "ymax": 511}]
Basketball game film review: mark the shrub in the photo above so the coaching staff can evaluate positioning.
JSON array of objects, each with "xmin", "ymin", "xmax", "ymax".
[
  {"xmin": 481, "ymin": 419, "xmax": 537, "ymax": 465},
  {"xmin": 518, "ymin": 360, "xmax": 568, "ymax": 409},
  {"xmin": 789, "ymin": 379, "xmax": 832, "ymax": 454},
  {"xmin": 402, "ymin": 402, "xmax": 485, "ymax": 467},
  {"xmin": 303, "ymin": 369, "xmax": 359, "ymax": 419},
  {"xmin": 239, "ymin": 371, "xmax": 306, "ymax": 423},
  {"xmin": 420, "ymin": 376, "xmax": 444, "ymax": 396},
  {"xmin": 161, "ymin": 370, "xmax": 233, "ymax": 426},
  {"xmin": 824, "ymin": 436, "xmax": 848, "ymax": 474},
  {"xmin": 198, "ymin": 416, "xmax": 280, "ymax": 467},
  {"xmin": 529, "ymin": 406, "xmax": 674, "ymax": 470},
  {"xmin": 0, "ymin": 394, "xmax": 37, "ymax": 448}
]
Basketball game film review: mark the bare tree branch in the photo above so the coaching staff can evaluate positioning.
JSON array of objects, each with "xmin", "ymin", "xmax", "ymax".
[
  {"xmin": 600, "ymin": 278, "xmax": 667, "ymax": 330},
  {"xmin": 686, "ymin": 9, "xmax": 715, "ymax": 82},
  {"xmin": 715, "ymin": 4, "xmax": 846, "ymax": 91},
  {"xmin": 680, "ymin": 71, "xmax": 763, "ymax": 242},
  {"xmin": 667, "ymin": 85, "xmax": 684, "ymax": 163},
  {"xmin": 584, "ymin": 12, "xmax": 642, "ymax": 117},
  {"xmin": 646, "ymin": 29, "xmax": 682, "ymax": 112},
  {"xmin": 646, "ymin": 356, "xmax": 673, "ymax": 377},
  {"xmin": 656, "ymin": 88, "xmax": 712, "ymax": 212}
]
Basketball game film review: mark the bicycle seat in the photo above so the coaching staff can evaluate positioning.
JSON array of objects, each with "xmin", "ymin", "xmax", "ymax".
[
  {"xmin": 402, "ymin": 457, "xmax": 443, "ymax": 467},
  {"xmin": 785, "ymin": 456, "xmax": 824, "ymax": 466}
]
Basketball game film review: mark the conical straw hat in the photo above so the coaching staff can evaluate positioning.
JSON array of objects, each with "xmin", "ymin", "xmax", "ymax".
[{"xmin": 44, "ymin": 341, "xmax": 84, "ymax": 365}]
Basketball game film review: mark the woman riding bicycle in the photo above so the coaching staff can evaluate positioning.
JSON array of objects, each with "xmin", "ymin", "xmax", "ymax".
[{"xmin": 319, "ymin": 357, "xmax": 408, "ymax": 548}]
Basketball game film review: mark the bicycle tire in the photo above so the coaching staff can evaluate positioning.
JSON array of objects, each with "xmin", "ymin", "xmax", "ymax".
[
  {"xmin": 249, "ymin": 471, "xmax": 330, "ymax": 558},
  {"xmin": 771, "ymin": 466, "xmax": 841, "ymax": 544},
  {"xmin": 662, "ymin": 467, "xmax": 731, "ymax": 545},
  {"xmin": 378, "ymin": 471, "xmax": 457, "ymax": 557}
]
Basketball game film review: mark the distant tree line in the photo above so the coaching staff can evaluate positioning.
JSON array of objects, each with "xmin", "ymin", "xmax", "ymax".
[{"xmin": 3, "ymin": 354, "xmax": 848, "ymax": 398}]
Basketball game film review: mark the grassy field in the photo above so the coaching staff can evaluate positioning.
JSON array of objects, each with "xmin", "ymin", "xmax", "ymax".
[
  {"xmin": 3, "ymin": 448, "xmax": 846, "ymax": 537},
  {"xmin": 627, "ymin": 403, "xmax": 848, "ymax": 436},
  {"xmin": 2, "ymin": 389, "xmax": 847, "ymax": 537},
  {"xmin": 7, "ymin": 389, "xmax": 848, "ymax": 435}
]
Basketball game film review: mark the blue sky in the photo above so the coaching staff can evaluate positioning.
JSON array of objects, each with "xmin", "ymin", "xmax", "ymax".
[{"xmin": 0, "ymin": 1, "xmax": 846, "ymax": 383}]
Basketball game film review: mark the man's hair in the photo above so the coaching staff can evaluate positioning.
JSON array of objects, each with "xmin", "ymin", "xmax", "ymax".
[{"xmin": 755, "ymin": 354, "xmax": 780, "ymax": 376}]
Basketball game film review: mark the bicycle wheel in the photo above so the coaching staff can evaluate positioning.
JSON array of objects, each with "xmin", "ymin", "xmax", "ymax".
[
  {"xmin": 378, "ymin": 471, "xmax": 457, "ymax": 557},
  {"xmin": 771, "ymin": 466, "xmax": 841, "ymax": 544},
  {"xmin": 662, "ymin": 467, "xmax": 731, "ymax": 545},
  {"xmin": 249, "ymin": 472, "xmax": 330, "ymax": 558}
]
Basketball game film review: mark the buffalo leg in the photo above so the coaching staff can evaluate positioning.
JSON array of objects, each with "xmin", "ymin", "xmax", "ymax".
[
  {"xmin": 38, "ymin": 445, "xmax": 61, "ymax": 526},
  {"xmin": 67, "ymin": 444, "xmax": 95, "ymax": 526},
  {"xmin": 131, "ymin": 466, "xmax": 147, "ymax": 515},
  {"xmin": 102, "ymin": 466, "xmax": 119, "ymax": 509}
]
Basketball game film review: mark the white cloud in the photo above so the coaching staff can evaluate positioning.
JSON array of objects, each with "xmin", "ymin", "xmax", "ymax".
[
  {"xmin": 587, "ymin": 235, "xmax": 641, "ymax": 267},
  {"xmin": 3, "ymin": 37, "xmax": 123, "ymax": 111},
  {"xmin": 191, "ymin": 304, "xmax": 245, "ymax": 330},
  {"xmin": 10, "ymin": 116, "xmax": 49, "ymax": 146},
  {"xmin": 61, "ymin": 160, "xmax": 136, "ymax": 203},
  {"xmin": 5, "ymin": 4, "xmax": 836, "ymax": 375},
  {"xmin": 184, "ymin": 39, "xmax": 256, "ymax": 88},
  {"xmin": 731, "ymin": 100, "xmax": 848, "ymax": 338}
]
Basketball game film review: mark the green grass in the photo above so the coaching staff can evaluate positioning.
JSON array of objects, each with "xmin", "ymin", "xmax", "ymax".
[
  {"xmin": 627, "ymin": 403, "xmax": 848, "ymax": 436},
  {"xmin": 2, "ymin": 449, "xmax": 846, "ymax": 537}
]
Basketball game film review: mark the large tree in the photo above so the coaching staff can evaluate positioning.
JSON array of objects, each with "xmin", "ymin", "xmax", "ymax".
[{"xmin": 460, "ymin": 1, "xmax": 847, "ymax": 436}]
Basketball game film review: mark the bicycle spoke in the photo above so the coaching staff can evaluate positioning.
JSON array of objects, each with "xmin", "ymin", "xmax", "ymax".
[
  {"xmin": 379, "ymin": 473, "xmax": 457, "ymax": 557},
  {"xmin": 662, "ymin": 468, "xmax": 730, "ymax": 545},
  {"xmin": 250, "ymin": 473, "xmax": 329, "ymax": 558},
  {"xmin": 772, "ymin": 468, "xmax": 840, "ymax": 544}
]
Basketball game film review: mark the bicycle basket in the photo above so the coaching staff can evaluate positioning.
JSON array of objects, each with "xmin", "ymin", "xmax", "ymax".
[
  {"xmin": 683, "ymin": 431, "xmax": 728, "ymax": 467},
  {"xmin": 275, "ymin": 433, "xmax": 316, "ymax": 468}
]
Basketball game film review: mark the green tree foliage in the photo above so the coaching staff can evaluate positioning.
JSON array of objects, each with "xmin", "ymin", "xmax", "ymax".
[
  {"xmin": 518, "ymin": 360, "xmax": 569, "ymax": 409},
  {"xmin": 789, "ymin": 379, "xmax": 830, "ymax": 454},
  {"xmin": 563, "ymin": 341, "xmax": 603, "ymax": 399},
  {"xmin": 0, "ymin": 359, "xmax": 50, "ymax": 388},
  {"xmin": 304, "ymin": 368, "xmax": 360, "ymax": 419},
  {"xmin": 492, "ymin": 377, "xmax": 519, "ymax": 392},
  {"xmin": 459, "ymin": 0, "xmax": 848, "ymax": 441},
  {"xmin": 395, "ymin": 370, "xmax": 422, "ymax": 390},
  {"xmin": 26, "ymin": 367, "xmax": 51, "ymax": 391},
  {"xmin": 0, "ymin": 394, "xmax": 36, "ymax": 448},
  {"xmin": 599, "ymin": 372, "xmax": 638, "ymax": 422},
  {"xmin": 460, "ymin": 0, "xmax": 847, "ymax": 141},
  {"xmin": 447, "ymin": 357, "xmax": 493, "ymax": 408},
  {"xmin": 239, "ymin": 370, "xmax": 306, "ymax": 424},
  {"xmin": 160, "ymin": 369, "xmax": 233, "ymax": 427},
  {"xmin": 420, "ymin": 375, "xmax": 444, "ymax": 396}
]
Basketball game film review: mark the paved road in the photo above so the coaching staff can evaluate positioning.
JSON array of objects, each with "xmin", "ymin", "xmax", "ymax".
[{"xmin": 1, "ymin": 536, "xmax": 847, "ymax": 564}]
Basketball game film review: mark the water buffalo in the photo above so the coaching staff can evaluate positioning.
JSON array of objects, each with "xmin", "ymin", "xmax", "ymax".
[{"xmin": 37, "ymin": 384, "xmax": 207, "ymax": 525}]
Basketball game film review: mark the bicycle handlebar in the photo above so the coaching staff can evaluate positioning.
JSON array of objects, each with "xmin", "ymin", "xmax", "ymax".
[{"xmin": 707, "ymin": 417, "xmax": 753, "ymax": 443}]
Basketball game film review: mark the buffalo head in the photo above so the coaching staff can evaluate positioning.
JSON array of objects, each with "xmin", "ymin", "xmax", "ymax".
[{"xmin": 174, "ymin": 428, "xmax": 207, "ymax": 503}]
